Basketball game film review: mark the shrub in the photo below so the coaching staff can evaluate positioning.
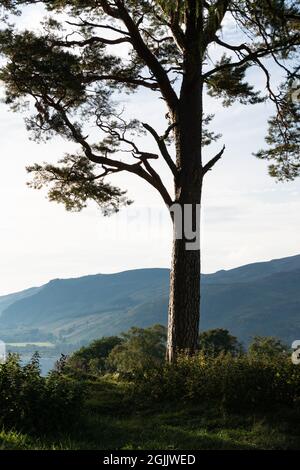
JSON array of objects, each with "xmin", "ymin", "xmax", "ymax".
[
  {"xmin": 108, "ymin": 325, "xmax": 166, "ymax": 376},
  {"xmin": 63, "ymin": 336, "xmax": 123, "ymax": 377},
  {"xmin": 248, "ymin": 336, "xmax": 290, "ymax": 360},
  {"xmin": 199, "ymin": 329, "xmax": 243, "ymax": 357},
  {"xmin": 0, "ymin": 353, "xmax": 84, "ymax": 434},
  {"xmin": 132, "ymin": 353, "xmax": 300, "ymax": 412}
]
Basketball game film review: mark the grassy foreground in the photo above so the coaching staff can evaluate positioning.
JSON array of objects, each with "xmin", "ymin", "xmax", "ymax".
[{"xmin": 1, "ymin": 379, "xmax": 300, "ymax": 450}]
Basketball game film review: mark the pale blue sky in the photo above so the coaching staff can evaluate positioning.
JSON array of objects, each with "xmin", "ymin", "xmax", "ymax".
[{"xmin": 0, "ymin": 7, "xmax": 299, "ymax": 295}]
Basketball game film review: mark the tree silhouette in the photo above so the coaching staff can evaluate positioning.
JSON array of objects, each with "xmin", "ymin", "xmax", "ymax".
[{"xmin": 0, "ymin": 0, "xmax": 299, "ymax": 361}]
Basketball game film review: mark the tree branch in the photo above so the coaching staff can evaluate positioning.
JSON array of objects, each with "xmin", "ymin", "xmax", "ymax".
[
  {"xmin": 142, "ymin": 122, "xmax": 177, "ymax": 177},
  {"xmin": 44, "ymin": 97, "xmax": 173, "ymax": 207},
  {"xmin": 204, "ymin": 35, "xmax": 300, "ymax": 80},
  {"xmin": 203, "ymin": 0, "xmax": 230, "ymax": 50},
  {"xmin": 133, "ymin": 151, "xmax": 173, "ymax": 206},
  {"xmin": 99, "ymin": 0, "xmax": 121, "ymax": 19},
  {"xmin": 169, "ymin": 5, "xmax": 186, "ymax": 52},
  {"xmin": 65, "ymin": 18, "xmax": 130, "ymax": 36},
  {"xmin": 82, "ymin": 73, "xmax": 159, "ymax": 90},
  {"xmin": 55, "ymin": 35, "xmax": 131, "ymax": 47},
  {"xmin": 203, "ymin": 145, "xmax": 225, "ymax": 174},
  {"xmin": 114, "ymin": 0, "xmax": 179, "ymax": 113}
]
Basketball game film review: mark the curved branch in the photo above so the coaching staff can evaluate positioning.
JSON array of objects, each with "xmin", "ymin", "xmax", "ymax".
[
  {"xmin": 204, "ymin": 35, "xmax": 300, "ymax": 79},
  {"xmin": 203, "ymin": 0, "xmax": 230, "ymax": 50},
  {"xmin": 114, "ymin": 0, "xmax": 179, "ymax": 113},
  {"xmin": 142, "ymin": 122, "xmax": 177, "ymax": 177},
  {"xmin": 82, "ymin": 74, "xmax": 160, "ymax": 90},
  {"xmin": 203, "ymin": 145, "xmax": 225, "ymax": 174},
  {"xmin": 134, "ymin": 151, "xmax": 173, "ymax": 207},
  {"xmin": 44, "ymin": 97, "xmax": 173, "ymax": 207},
  {"xmin": 65, "ymin": 18, "xmax": 130, "ymax": 36},
  {"xmin": 55, "ymin": 36, "xmax": 131, "ymax": 47}
]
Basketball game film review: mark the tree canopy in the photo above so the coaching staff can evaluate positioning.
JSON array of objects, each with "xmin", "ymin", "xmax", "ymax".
[
  {"xmin": 248, "ymin": 335, "xmax": 289, "ymax": 359},
  {"xmin": 0, "ymin": 0, "xmax": 298, "ymax": 210},
  {"xmin": 198, "ymin": 328, "xmax": 243, "ymax": 357},
  {"xmin": 66, "ymin": 336, "xmax": 122, "ymax": 374},
  {"xmin": 108, "ymin": 325, "xmax": 167, "ymax": 374}
]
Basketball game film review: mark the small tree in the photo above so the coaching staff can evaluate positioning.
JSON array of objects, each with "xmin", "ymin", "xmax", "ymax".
[
  {"xmin": 108, "ymin": 325, "xmax": 166, "ymax": 375},
  {"xmin": 248, "ymin": 335, "xmax": 289, "ymax": 359},
  {"xmin": 0, "ymin": 1, "xmax": 299, "ymax": 361},
  {"xmin": 67, "ymin": 336, "xmax": 122, "ymax": 374},
  {"xmin": 199, "ymin": 328, "xmax": 242, "ymax": 357}
]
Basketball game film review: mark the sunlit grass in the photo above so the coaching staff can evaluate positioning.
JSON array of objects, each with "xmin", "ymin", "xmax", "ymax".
[{"xmin": 1, "ymin": 379, "xmax": 299, "ymax": 450}]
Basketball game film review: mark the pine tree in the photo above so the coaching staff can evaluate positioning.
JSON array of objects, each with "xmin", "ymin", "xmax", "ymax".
[{"xmin": 0, "ymin": 0, "xmax": 299, "ymax": 361}]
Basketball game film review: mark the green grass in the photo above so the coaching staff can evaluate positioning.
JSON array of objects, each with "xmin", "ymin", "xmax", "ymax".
[{"xmin": 1, "ymin": 378, "xmax": 300, "ymax": 450}]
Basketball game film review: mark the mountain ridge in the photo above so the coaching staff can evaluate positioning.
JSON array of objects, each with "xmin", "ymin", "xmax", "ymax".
[{"xmin": 1, "ymin": 254, "xmax": 300, "ymax": 346}]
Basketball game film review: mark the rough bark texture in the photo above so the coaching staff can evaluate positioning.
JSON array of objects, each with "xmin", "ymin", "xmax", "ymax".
[
  {"xmin": 166, "ymin": 6, "xmax": 204, "ymax": 362},
  {"xmin": 166, "ymin": 232, "xmax": 201, "ymax": 362}
]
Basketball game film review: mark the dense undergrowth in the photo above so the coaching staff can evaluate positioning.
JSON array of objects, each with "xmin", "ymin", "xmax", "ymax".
[{"xmin": 0, "ymin": 327, "xmax": 300, "ymax": 450}]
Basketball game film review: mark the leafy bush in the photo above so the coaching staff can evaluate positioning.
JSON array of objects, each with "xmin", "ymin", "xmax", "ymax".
[
  {"xmin": 198, "ymin": 328, "xmax": 243, "ymax": 357},
  {"xmin": 60, "ymin": 326, "xmax": 167, "ymax": 379},
  {"xmin": 248, "ymin": 336, "xmax": 289, "ymax": 359},
  {"xmin": 132, "ymin": 353, "xmax": 300, "ymax": 412},
  {"xmin": 0, "ymin": 353, "xmax": 84, "ymax": 434},
  {"xmin": 63, "ymin": 336, "xmax": 123, "ymax": 377},
  {"xmin": 108, "ymin": 325, "xmax": 166, "ymax": 376}
]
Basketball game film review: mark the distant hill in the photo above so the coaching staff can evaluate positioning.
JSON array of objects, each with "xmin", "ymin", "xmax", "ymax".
[
  {"xmin": 0, "ymin": 286, "xmax": 41, "ymax": 316},
  {"xmin": 1, "ymin": 255, "xmax": 300, "ymax": 346}
]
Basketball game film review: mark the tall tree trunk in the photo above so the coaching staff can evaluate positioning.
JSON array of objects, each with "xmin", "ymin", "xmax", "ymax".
[
  {"xmin": 166, "ymin": 100, "xmax": 204, "ymax": 361},
  {"xmin": 166, "ymin": 4, "xmax": 204, "ymax": 362},
  {"xmin": 166, "ymin": 207, "xmax": 202, "ymax": 362}
]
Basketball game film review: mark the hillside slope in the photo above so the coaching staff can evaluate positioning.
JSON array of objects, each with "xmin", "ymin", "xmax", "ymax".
[
  {"xmin": 0, "ymin": 287, "xmax": 41, "ymax": 316},
  {"xmin": 1, "ymin": 255, "xmax": 299, "ymax": 345}
]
